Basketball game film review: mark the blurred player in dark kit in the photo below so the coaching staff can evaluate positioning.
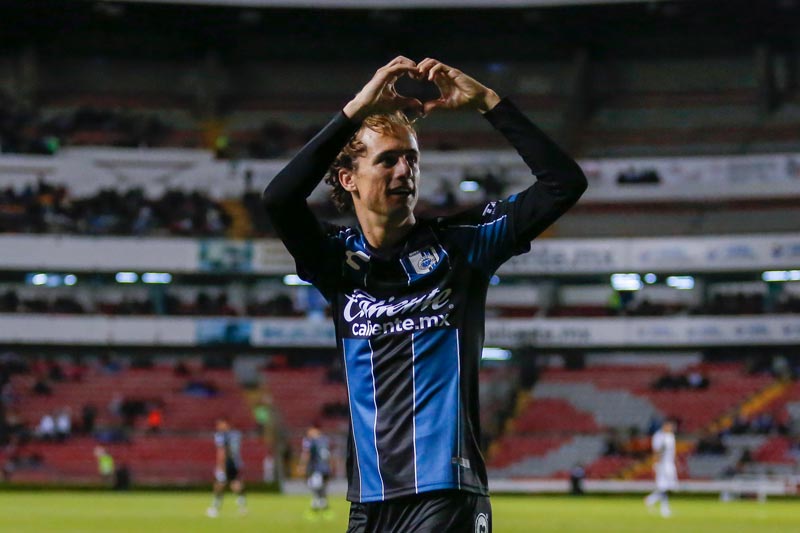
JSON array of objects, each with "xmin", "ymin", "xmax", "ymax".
[
  {"xmin": 207, "ymin": 417, "xmax": 247, "ymax": 517},
  {"xmin": 299, "ymin": 422, "xmax": 334, "ymax": 520}
]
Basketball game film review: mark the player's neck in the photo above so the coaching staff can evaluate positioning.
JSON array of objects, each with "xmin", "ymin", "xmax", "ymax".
[{"xmin": 357, "ymin": 210, "xmax": 416, "ymax": 252}]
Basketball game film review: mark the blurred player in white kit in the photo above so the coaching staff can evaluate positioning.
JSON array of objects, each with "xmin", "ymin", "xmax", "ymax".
[{"xmin": 645, "ymin": 419, "xmax": 678, "ymax": 517}]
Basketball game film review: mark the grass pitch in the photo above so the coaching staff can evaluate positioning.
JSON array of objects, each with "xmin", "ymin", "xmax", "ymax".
[{"xmin": 0, "ymin": 491, "xmax": 797, "ymax": 532}]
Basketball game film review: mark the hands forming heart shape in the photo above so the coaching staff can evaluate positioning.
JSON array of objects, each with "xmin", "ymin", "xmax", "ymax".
[{"xmin": 343, "ymin": 56, "xmax": 500, "ymax": 122}]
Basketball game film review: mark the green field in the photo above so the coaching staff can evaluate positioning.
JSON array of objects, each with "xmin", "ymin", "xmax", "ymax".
[{"xmin": 0, "ymin": 492, "xmax": 797, "ymax": 532}]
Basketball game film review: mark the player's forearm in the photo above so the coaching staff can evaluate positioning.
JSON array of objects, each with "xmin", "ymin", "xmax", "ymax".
[
  {"xmin": 484, "ymin": 98, "xmax": 587, "ymax": 241},
  {"xmin": 484, "ymin": 98, "xmax": 588, "ymax": 200},
  {"xmin": 262, "ymin": 111, "xmax": 361, "ymax": 210}
]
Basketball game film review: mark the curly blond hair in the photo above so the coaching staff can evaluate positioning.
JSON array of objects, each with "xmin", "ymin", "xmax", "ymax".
[{"xmin": 325, "ymin": 111, "xmax": 417, "ymax": 212}]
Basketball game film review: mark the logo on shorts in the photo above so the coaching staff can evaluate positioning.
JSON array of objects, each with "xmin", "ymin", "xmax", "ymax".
[{"xmin": 475, "ymin": 512, "xmax": 489, "ymax": 533}]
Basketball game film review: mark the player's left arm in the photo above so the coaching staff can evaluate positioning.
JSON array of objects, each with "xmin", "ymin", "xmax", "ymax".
[
  {"xmin": 419, "ymin": 59, "xmax": 587, "ymax": 269},
  {"xmin": 481, "ymin": 98, "xmax": 588, "ymax": 248}
]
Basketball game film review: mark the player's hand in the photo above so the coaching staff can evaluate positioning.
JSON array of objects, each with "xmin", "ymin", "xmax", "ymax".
[
  {"xmin": 214, "ymin": 469, "xmax": 227, "ymax": 483},
  {"xmin": 416, "ymin": 58, "xmax": 501, "ymax": 115},
  {"xmin": 343, "ymin": 56, "xmax": 424, "ymax": 121}
]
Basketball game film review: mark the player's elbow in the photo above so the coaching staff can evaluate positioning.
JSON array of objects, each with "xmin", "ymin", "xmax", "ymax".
[
  {"xmin": 567, "ymin": 165, "xmax": 589, "ymax": 200},
  {"xmin": 261, "ymin": 184, "xmax": 284, "ymax": 213}
]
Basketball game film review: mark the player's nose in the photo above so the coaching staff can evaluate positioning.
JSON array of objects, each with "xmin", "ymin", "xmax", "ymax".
[{"xmin": 393, "ymin": 156, "xmax": 414, "ymax": 179}]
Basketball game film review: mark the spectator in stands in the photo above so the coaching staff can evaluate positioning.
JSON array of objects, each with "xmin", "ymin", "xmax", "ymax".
[
  {"xmin": 173, "ymin": 360, "xmax": 190, "ymax": 377},
  {"xmin": 0, "ymin": 381, "xmax": 18, "ymax": 408},
  {"xmin": 651, "ymin": 371, "xmax": 689, "ymax": 391},
  {"xmin": 36, "ymin": 413, "xmax": 56, "ymax": 441},
  {"xmin": 0, "ymin": 181, "xmax": 231, "ymax": 238},
  {"xmin": 625, "ymin": 426, "xmax": 652, "ymax": 458},
  {"xmin": 695, "ymin": 430, "xmax": 726, "ymax": 455},
  {"xmin": 687, "ymin": 370, "xmax": 710, "ymax": 389},
  {"xmin": 55, "ymin": 408, "xmax": 72, "ymax": 442},
  {"xmin": 47, "ymin": 360, "xmax": 65, "ymax": 382},
  {"xmin": 132, "ymin": 205, "xmax": 155, "ymax": 235},
  {"xmin": 729, "ymin": 414, "xmax": 750, "ymax": 435},
  {"xmin": 0, "ymin": 290, "xmax": 19, "ymax": 312},
  {"xmin": 108, "ymin": 393, "xmax": 124, "ymax": 420},
  {"xmin": 81, "ymin": 403, "xmax": 97, "ymax": 435},
  {"xmin": 603, "ymin": 428, "xmax": 623, "ymax": 456},
  {"xmin": 184, "ymin": 379, "xmax": 218, "ymax": 398},
  {"xmin": 94, "ymin": 446, "xmax": 115, "ymax": 487},
  {"xmin": 146, "ymin": 406, "xmax": 163, "ymax": 434},
  {"xmin": 616, "ymin": 167, "xmax": 660, "ymax": 184},
  {"xmin": 32, "ymin": 376, "xmax": 52, "ymax": 396},
  {"xmin": 252, "ymin": 401, "xmax": 271, "ymax": 435}
]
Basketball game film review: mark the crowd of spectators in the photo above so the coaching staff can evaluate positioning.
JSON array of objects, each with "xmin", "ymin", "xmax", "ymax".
[
  {"xmin": 567, "ymin": 291, "xmax": 800, "ymax": 319},
  {"xmin": 0, "ymin": 181, "xmax": 231, "ymax": 236},
  {"xmin": 602, "ymin": 426, "xmax": 652, "ymax": 459},
  {"xmin": 0, "ymin": 288, "xmax": 300, "ymax": 318},
  {"xmin": 1, "ymin": 92, "xmax": 172, "ymax": 156},
  {"xmin": 4, "ymin": 282, "xmax": 800, "ymax": 321},
  {"xmin": 2, "ymin": 90, "xmax": 322, "ymax": 160},
  {"xmin": 651, "ymin": 369, "xmax": 710, "ymax": 391}
]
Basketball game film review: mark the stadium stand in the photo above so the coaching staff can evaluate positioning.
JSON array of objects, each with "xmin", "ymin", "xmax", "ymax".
[
  {"xmin": 487, "ymin": 361, "xmax": 798, "ymax": 480},
  {"xmin": 1, "ymin": 0, "xmax": 799, "ymax": 495},
  {"xmin": 1, "ymin": 356, "xmax": 269, "ymax": 485}
]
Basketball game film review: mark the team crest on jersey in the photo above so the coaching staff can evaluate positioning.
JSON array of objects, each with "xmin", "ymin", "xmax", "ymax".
[{"xmin": 408, "ymin": 246, "xmax": 441, "ymax": 275}]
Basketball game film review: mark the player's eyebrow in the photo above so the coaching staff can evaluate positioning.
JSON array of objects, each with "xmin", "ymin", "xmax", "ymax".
[{"xmin": 372, "ymin": 149, "xmax": 419, "ymax": 164}]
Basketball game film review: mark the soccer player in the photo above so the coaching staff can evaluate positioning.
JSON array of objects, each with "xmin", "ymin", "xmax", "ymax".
[
  {"xmin": 299, "ymin": 422, "xmax": 333, "ymax": 519},
  {"xmin": 645, "ymin": 419, "xmax": 678, "ymax": 518},
  {"xmin": 207, "ymin": 417, "xmax": 247, "ymax": 517},
  {"xmin": 263, "ymin": 56, "xmax": 587, "ymax": 532}
]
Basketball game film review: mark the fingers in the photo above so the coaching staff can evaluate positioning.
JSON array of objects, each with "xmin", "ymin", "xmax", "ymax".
[
  {"xmin": 387, "ymin": 55, "xmax": 416, "ymax": 68},
  {"xmin": 379, "ymin": 56, "xmax": 418, "ymax": 80},
  {"xmin": 417, "ymin": 58, "xmax": 454, "ymax": 81},
  {"xmin": 377, "ymin": 63, "xmax": 418, "ymax": 86}
]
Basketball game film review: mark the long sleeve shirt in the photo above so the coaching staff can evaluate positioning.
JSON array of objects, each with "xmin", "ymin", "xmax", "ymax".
[{"xmin": 263, "ymin": 98, "xmax": 587, "ymax": 502}]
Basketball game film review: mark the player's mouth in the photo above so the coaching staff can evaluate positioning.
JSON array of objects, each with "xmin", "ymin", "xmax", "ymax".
[{"xmin": 388, "ymin": 187, "xmax": 415, "ymax": 196}]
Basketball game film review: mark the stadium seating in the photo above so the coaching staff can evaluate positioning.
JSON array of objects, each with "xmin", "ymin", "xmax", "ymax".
[
  {"xmin": 487, "ymin": 362, "xmax": 794, "ymax": 479},
  {"xmin": 2, "ymin": 360, "xmax": 266, "ymax": 485}
]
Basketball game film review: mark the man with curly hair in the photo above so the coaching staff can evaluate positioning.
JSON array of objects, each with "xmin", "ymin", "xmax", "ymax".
[{"xmin": 263, "ymin": 56, "xmax": 587, "ymax": 532}]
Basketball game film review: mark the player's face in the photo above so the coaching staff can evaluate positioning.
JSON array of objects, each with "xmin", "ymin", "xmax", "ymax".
[{"xmin": 344, "ymin": 127, "xmax": 420, "ymax": 220}]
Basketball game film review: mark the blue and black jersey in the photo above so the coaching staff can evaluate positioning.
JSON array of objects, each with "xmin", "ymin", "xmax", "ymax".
[
  {"xmin": 263, "ymin": 98, "xmax": 586, "ymax": 503},
  {"xmin": 215, "ymin": 430, "xmax": 243, "ymax": 468}
]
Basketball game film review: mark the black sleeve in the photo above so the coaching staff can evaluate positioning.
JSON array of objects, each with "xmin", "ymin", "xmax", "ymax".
[
  {"xmin": 443, "ymin": 98, "xmax": 588, "ymax": 273},
  {"xmin": 262, "ymin": 112, "xmax": 361, "ymax": 291},
  {"xmin": 484, "ymin": 97, "xmax": 588, "ymax": 245}
]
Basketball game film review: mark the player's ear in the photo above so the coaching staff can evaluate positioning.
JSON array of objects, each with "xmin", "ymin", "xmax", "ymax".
[{"xmin": 339, "ymin": 169, "xmax": 357, "ymax": 192}]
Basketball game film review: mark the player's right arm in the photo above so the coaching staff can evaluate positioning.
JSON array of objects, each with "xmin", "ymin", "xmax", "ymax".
[{"xmin": 262, "ymin": 57, "xmax": 421, "ymax": 285}]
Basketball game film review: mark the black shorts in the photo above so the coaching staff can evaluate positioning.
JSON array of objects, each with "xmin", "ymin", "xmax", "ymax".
[
  {"xmin": 346, "ymin": 490, "xmax": 491, "ymax": 533},
  {"xmin": 225, "ymin": 460, "xmax": 240, "ymax": 482}
]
